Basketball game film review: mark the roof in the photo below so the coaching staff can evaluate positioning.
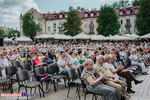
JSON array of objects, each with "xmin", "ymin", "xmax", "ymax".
[{"xmin": 39, "ymin": 6, "xmax": 140, "ymax": 20}]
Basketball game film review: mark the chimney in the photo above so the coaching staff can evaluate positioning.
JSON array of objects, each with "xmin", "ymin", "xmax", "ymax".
[
  {"xmin": 48, "ymin": 11, "xmax": 50, "ymax": 14},
  {"xmin": 54, "ymin": 11, "xmax": 56, "ymax": 13}
]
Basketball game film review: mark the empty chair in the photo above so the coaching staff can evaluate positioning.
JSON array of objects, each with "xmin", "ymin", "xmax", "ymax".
[
  {"xmin": 12, "ymin": 61, "xmax": 22, "ymax": 70},
  {"xmin": 0, "ymin": 69, "xmax": 11, "ymax": 92},
  {"xmin": 16, "ymin": 70, "xmax": 44, "ymax": 100},
  {"xmin": 21, "ymin": 63, "xmax": 34, "ymax": 78},
  {"xmin": 67, "ymin": 68, "xmax": 81, "ymax": 100},
  {"xmin": 47, "ymin": 64, "xmax": 66, "ymax": 92},
  {"xmin": 5, "ymin": 66, "xmax": 18, "ymax": 93},
  {"xmin": 77, "ymin": 65, "xmax": 84, "ymax": 78},
  {"xmin": 24, "ymin": 60, "xmax": 32, "ymax": 65}
]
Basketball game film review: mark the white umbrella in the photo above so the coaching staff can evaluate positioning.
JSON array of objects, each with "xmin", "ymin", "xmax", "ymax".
[
  {"xmin": 109, "ymin": 35, "xmax": 134, "ymax": 40},
  {"xmin": 140, "ymin": 33, "xmax": 150, "ymax": 38},
  {"xmin": 4, "ymin": 38, "xmax": 11, "ymax": 41},
  {"xmin": 17, "ymin": 36, "xmax": 32, "ymax": 41},
  {"xmin": 124, "ymin": 34, "xmax": 140, "ymax": 38},
  {"xmin": 90, "ymin": 35, "xmax": 106, "ymax": 40},
  {"xmin": 35, "ymin": 34, "xmax": 53, "ymax": 39},
  {"xmin": 54, "ymin": 34, "xmax": 73, "ymax": 39},
  {"xmin": 73, "ymin": 33, "xmax": 90, "ymax": 39}
]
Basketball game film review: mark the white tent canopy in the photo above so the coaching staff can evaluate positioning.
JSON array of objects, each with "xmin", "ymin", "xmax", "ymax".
[
  {"xmin": 17, "ymin": 36, "xmax": 32, "ymax": 41},
  {"xmin": 73, "ymin": 33, "xmax": 90, "ymax": 39},
  {"xmin": 108, "ymin": 35, "xmax": 134, "ymax": 40},
  {"xmin": 54, "ymin": 34, "xmax": 73, "ymax": 39},
  {"xmin": 4, "ymin": 38, "xmax": 11, "ymax": 41},
  {"xmin": 90, "ymin": 35, "xmax": 106, "ymax": 40},
  {"xmin": 140, "ymin": 33, "xmax": 150, "ymax": 38},
  {"xmin": 35, "ymin": 34, "xmax": 53, "ymax": 39},
  {"xmin": 124, "ymin": 34, "xmax": 140, "ymax": 38}
]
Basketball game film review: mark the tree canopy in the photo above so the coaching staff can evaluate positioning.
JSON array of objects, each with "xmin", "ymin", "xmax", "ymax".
[
  {"xmin": 7, "ymin": 30, "xmax": 20, "ymax": 38},
  {"xmin": 63, "ymin": 6, "xmax": 82, "ymax": 36},
  {"xmin": 96, "ymin": 5, "xmax": 120, "ymax": 36},
  {"xmin": 135, "ymin": 0, "xmax": 150, "ymax": 36},
  {"xmin": 0, "ymin": 28, "xmax": 5, "ymax": 37},
  {"xmin": 132, "ymin": 0, "xmax": 140, "ymax": 7},
  {"xmin": 112, "ymin": 0, "xmax": 130, "ymax": 9},
  {"xmin": 22, "ymin": 13, "xmax": 40, "ymax": 38}
]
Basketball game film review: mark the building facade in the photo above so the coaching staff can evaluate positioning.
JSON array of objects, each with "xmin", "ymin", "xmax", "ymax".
[{"xmin": 20, "ymin": 6, "xmax": 139, "ymax": 36}]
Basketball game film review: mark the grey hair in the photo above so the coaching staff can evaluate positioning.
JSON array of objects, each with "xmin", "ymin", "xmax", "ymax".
[{"xmin": 96, "ymin": 55, "xmax": 103, "ymax": 60}]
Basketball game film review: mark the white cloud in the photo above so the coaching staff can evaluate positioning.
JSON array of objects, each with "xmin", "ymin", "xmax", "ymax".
[{"xmin": 0, "ymin": 0, "xmax": 39, "ymax": 30}]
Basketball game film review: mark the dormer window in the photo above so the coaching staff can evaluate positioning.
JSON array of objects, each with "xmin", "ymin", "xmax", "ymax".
[
  {"xmin": 127, "ymin": 10, "xmax": 130, "ymax": 14},
  {"xmin": 65, "ymin": 14, "xmax": 67, "ymax": 18},
  {"xmin": 135, "ymin": 9, "xmax": 138, "ymax": 14},
  {"xmin": 97, "ymin": 12, "xmax": 99, "ymax": 16},
  {"xmin": 85, "ymin": 14, "xmax": 88, "ymax": 17},
  {"xmin": 91, "ymin": 13, "xmax": 94, "ymax": 17},
  {"xmin": 120, "ymin": 11, "xmax": 123, "ymax": 15},
  {"xmin": 48, "ymin": 17, "xmax": 51, "ymax": 19},
  {"xmin": 59, "ymin": 15, "xmax": 62, "ymax": 18},
  {"xmin": 54, "ymin": 15, "xmax": 57, "ymax": 19}
]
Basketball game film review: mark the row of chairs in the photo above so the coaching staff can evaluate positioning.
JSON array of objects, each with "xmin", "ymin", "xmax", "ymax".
[{"xmin": 0, "ymin": 60, "xmax": 105, "ymax": 100}]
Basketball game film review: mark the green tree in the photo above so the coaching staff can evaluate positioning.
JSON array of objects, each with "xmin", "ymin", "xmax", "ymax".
[
  {"xmin": 63, "ymin": 7, "xmax": 82, "ymax": 36},
  {"xmin": 112, "ymin": 0, "xmax": 130, "ymax": 9},
  {"xmin": 7, "ymin": 30, "xmax": 20, "ymax": 38},
  {"xmin": 132, "ymin": 0, "xmax": 140, "ymax": 6},
  {"xmin": 96, "ymin": 5, "xmax": 120, "ymax": 36},
  {"xmin": 77, "ymin": 6, "xmax": 86, "ymax": 12},
  {"xmin": 0, "ymin": 28, "xmax": 5, "ymax": 37},
  {"xmin": 22, "ymin": 13, "xmax": 40, "ymax": 38},
  {"xmin": 135, "ymin": 0, "xmax": 150, "ymax": 36}
]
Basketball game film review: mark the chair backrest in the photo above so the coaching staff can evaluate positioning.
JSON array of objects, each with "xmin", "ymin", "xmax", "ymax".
[
  {"xmin": 16, "ymin": 70, "xmax": 30, "ymax": 82},
  {"xmin": 80, "ymin": 78, "xmax": 88, "ymax": 92},
  {"xmin": 67, "ymin": 68, "xmax": 77, "ymax": 79},
  {"xmin": 24, "ymin": 60, "xmax": 32, "ymax": 65},
  {"xmin": 21, "ymin": 63, "xmax": 31, "ymax": 71},
  {"xmin": 12, "ymin": 61, "xmax": 21, "ymax": 67},
  {"xmin": 47, "ymin": 64, "xmax": 59, "ymax": 74},
  {"xmin": 34, "ymin": 67, "xmax": 47, "ymax": 80},
  {"xmin": 77, "ymin": 65, "xmax": 84, "ymax": 78},
  {"xmin": 123, "ymin": 57, "xmax": 131, "ymax": 68},
  {"xmin": 0, "ymin": 69, "xmax": 2, "ymax": 78},
  {"xmin": 5, "ymin": 66, "xmax": 18, "ymax": 76}
]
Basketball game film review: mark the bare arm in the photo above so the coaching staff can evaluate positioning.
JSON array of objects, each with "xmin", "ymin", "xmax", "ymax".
[{"xmin": 86, "ymin": 75, "xmax": 104, "ymax": 86}]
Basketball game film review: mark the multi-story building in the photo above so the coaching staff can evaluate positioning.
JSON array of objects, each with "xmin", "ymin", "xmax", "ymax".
[{"xmin": 20, "ymin": 6, "xmax": 139, "ymax": 36}]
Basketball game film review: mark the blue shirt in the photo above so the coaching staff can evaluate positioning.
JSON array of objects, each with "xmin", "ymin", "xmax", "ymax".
[{"xmin": 43, "ymin": 57, "xmax": 53, "ymax": 66}]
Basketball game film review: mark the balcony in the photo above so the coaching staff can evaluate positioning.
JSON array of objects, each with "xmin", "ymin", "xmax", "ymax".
[
  {"xmin": 89, "ymin": 24, "xmax": 94, "ymax": 27},
  {"xmin": 125, "ymin": 23, "xmax": 131, "ymax": 27}
]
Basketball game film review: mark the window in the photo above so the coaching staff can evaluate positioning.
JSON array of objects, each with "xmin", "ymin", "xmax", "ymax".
[
  {"xmin": 84, "ymin": 29, "xmax": 87, "ymax": 33},
  {"xmin": 39, "ymin": 28, "xmax": 42, "ymax": 32},
  {"xmin": 59, "ymin": 28, "xmax": 62, "ymax": 34},
  {"xmin": 119, "ymin": 28, "xmax": 123, "ymax": 32},
  {"xmin": 134, "ymin": 27, "xmax": 137, "ymax": 32},
  {"xmin": 84, "ymin": 14, "xmax": 88, "ymax": 17},
  {"xmin": 127, "ymin": 10, "xmax": 130, "ymax": 14},
  {"xmin": 53, "ymin": 22, "xmax": 56, "ymax": 28},
  {"xmin": 90, "ymin": 28, "xmax": 94, "ymax": 33},
  {"xmin": 48, "ymin": 26, "xmax": 51, "ymax": 32},
  {"xmin": 59, "ymin": 15, "xmax": 62, "ymax": 18},
  {"xmin": 39, "ymin": 21, "xmax": 42, "ymax": 25},
  {"xmin": 48, "ymin": 17, "xmax": 51, "ymax": 19},
  {"xmin": 59, "ymin": 22, "xmax": 62, "ymax": 25},
  {"xmin": 90, "ymin": 21, "xmax": 93, "ymax": 24},
  {"xmin": 84, "ymin": 22, "xmax": 87, "ymax": 26},
  {"xmin": 54, "ymin": 15, "xmax": 57, "ymax": 19},
  {"xmin": 53, "ymin": 29, "xmax": 56, "ymax": 34},
  {"xmin": 97, "ymin": 12, "xmax": 99, "ymax": 16},
  {"xmin": 120, "ymin": 20, "xmax": 123, "ymax": 24},
  {"xmin": 91, "ymin": 13, "xmax": 94, "ymax": 17},
  {"xmin": 32, "ymin": 15, "xmax": 36, "ymax": 19},
  {"xmin": 126, "ymin": 19, "xmax": 130, "ymax": 24},
  {"xmin": 134, "ymin": 18, "xmax": 136, "ymax": 23},
  {"xmin": 65, "ymin": 14, "xmax": 67, "ymax": 18},
  {"xmin": 120, "ymin": 11, "xmax": 123, "ymax": 15},
  {"xmin": 135, "ymin": 9, "xmax": 138, "ymax": 14}
]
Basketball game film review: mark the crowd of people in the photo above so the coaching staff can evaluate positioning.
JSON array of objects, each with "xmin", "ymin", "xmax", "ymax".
[{"xmin": 0, "ymin": 41, "xmax": 150, "ymax": 100}]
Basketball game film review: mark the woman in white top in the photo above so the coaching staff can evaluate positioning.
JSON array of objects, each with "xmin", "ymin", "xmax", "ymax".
[
  {"xmin": 129, "ymin": 50, "xmax": 148, "ymax": 75},
  {"xmin": 68, "ymin": 52, "xmax": 80, "ymax": 70}
]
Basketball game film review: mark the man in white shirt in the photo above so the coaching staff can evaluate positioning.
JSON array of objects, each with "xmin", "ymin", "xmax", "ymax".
[{"xmin": 57, "ymin": 50, "xmax": 69, "ymax": 75}]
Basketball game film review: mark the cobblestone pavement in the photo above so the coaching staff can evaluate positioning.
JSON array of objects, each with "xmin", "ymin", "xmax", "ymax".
[{"xmin": 0, "ymin": 67, "xmax": 150, "ymax": 100}]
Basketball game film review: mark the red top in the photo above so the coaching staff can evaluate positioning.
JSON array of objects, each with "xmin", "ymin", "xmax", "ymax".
[{"xmin": 33, "ymin": 58, "xmax": 43, "ymax": 68}]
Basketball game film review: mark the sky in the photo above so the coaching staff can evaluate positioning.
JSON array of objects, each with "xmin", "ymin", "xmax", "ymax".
[{"xmin": 0, "ymin": 0, "xmax": 132, "ymax": 31}]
